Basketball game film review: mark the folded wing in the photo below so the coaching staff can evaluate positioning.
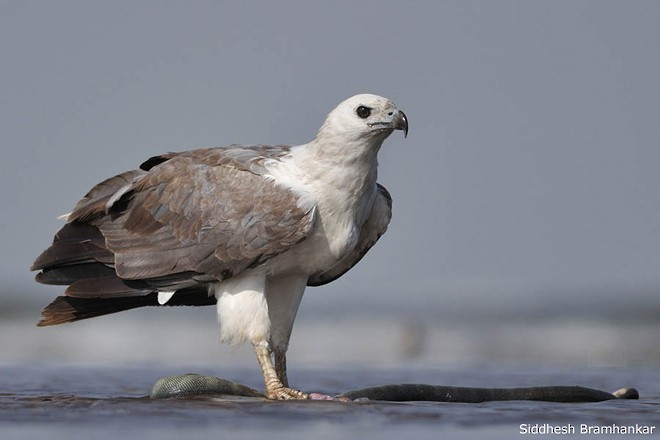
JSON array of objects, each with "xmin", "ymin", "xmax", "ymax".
[
  {"xmin": 307, "ymin": 184, "xmax": 392, "ymax": 286},
  {"xmin": 32, "ymin": 146, "xmax": 316, "ymax": 325}
]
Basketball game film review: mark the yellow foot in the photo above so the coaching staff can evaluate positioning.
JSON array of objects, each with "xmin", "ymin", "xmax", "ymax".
[{"xmin": 266, "ymin": 386, "xmax": 309, "ymax": 400}]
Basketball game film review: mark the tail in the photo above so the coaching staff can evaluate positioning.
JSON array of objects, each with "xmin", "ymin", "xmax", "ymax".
[
  {"xmin": 37, "ymin": 295, "xmax": 157, "ymax": 326},
  {"xmin": 38, "ymin": 291, "xmax": 215, "ymax": 326}
]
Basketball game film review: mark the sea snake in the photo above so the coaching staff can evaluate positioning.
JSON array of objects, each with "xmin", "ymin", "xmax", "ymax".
[{"xmin": 150, "ymin": 373, "xmax": 639, "ymax": 402}]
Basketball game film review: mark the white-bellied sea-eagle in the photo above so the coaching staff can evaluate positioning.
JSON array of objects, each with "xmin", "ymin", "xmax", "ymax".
[{"xmin": 32, "ymin": 94, "xmax": 408, "ymax": 400}]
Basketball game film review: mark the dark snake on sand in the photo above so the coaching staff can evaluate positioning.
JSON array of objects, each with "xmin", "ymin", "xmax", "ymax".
[{"xmin": 150, "ymin": 373, "xmax": 639, "ymax": 402}]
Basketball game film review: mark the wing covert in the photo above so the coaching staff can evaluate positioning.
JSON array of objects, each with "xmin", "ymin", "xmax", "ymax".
[{"xmin": 81, "ymin": 147, "xmax": 316, "ymax": 282}]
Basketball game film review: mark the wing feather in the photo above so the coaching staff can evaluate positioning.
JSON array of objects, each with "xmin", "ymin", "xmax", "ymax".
[
  {"xmin": 92, "ymin": 150, "xmax": 314, "ymax": 281},
  {"xmin": 45, "ymin": 146, "xmax": 315, "ymax": 287}
]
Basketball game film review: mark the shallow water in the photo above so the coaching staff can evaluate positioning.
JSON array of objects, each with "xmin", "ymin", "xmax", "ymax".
[{"xmin": 2, "ymin": 363, "xmax": 659, "ymax": 439}]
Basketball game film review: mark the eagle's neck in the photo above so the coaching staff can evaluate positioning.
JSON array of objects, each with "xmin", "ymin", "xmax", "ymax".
[{"xmin": 299, "ymin": 135, "xmax": 381, "ymax": 203}]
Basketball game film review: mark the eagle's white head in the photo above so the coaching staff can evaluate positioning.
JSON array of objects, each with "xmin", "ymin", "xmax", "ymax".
[{"xmin": 316, "ymin": 94, "xmax": 408, "ymax": 144}]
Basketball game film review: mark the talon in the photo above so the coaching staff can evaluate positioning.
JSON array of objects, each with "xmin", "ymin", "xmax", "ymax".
[{"xmin": 267, "ymin": 386, "xmax": 309, "ymax": 400}]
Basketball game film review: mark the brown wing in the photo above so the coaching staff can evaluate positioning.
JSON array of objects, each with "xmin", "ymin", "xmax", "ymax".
[
  {"xmin": 307, "ymin": 183, "xmax": 392, "ymax": 286},
  {"xmin": 99, "ymin": 148, "xmax": 315, "ymax": 281},
  {"xmin": 32, "ymin": 146, "xmax": 316, "ymax": 325}
]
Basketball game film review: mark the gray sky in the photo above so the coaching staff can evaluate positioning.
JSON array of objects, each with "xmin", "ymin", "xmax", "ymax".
[{"xmin": 2, "ymin": 1, "xmax": 659, "ymax": 312}]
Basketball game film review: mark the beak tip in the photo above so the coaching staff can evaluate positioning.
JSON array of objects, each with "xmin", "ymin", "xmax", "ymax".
[{"xmin": 399, "ymin": 110, "xmax": 409, "ymax": 138}]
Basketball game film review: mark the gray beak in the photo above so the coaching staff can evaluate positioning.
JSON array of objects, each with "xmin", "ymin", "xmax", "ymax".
[
  {"xmin": 394, "ymin": 109, "xmax": 409, "ymax": 138},
  {"xmin": 368, "ymin": 108, "xmax": 409, "ymax": 138}
]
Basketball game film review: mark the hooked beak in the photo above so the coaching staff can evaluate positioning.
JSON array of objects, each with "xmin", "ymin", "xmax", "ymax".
[
  {"xmin": 393, "ymin": 109, "xmax": 409, "ymax": 138},
  {"xmin": 368, "ymin": 109, "xmax": 409, "ymax": 138}
]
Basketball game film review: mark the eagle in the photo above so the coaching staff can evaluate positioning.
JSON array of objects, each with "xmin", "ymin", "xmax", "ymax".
[{"xmin": 31, "ymin": 94, "xmax": 408, "ymax": 400}]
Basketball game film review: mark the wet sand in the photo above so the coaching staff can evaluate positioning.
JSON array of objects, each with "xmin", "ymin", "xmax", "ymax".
[{"xmin": 3, "ymin": 301, "xmax": 660, "ymax": 438}]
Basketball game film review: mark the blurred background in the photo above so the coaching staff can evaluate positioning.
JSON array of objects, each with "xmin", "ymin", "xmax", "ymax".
[{"xmin": 1, "ymin": 0, "xmax": 659, "ymax": 371}]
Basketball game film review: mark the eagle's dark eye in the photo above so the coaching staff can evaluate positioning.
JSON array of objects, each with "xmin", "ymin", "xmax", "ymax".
[{"xmin": 356, "ymin": 106, "xmax": 371, "ymax": 119}]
